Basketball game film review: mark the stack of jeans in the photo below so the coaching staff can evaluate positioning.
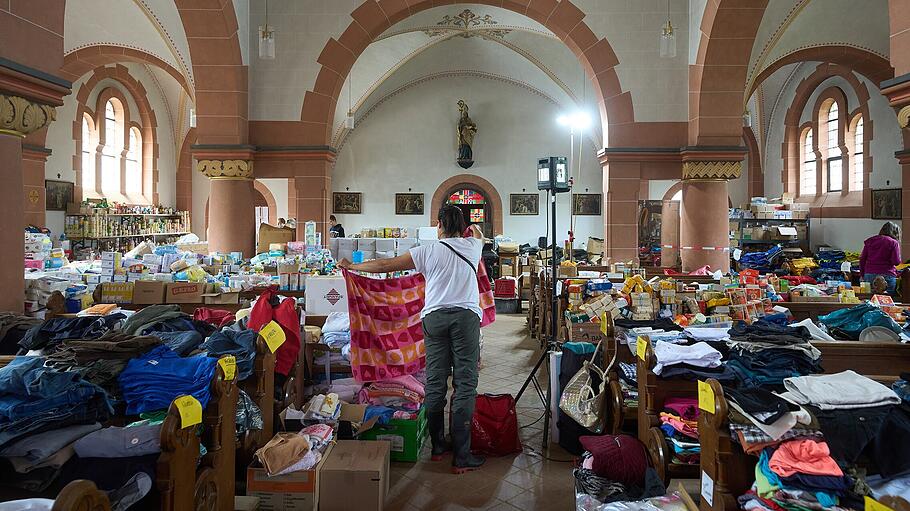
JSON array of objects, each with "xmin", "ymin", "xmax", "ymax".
[
  {"xmin": 151, "ymin": 330, "xmax": 204, "ymax": 356},
  {"xmin": 0, "ymin": 357, "xmax": 112, "ymax": 450},
  {"xmin": 200, "ymin": 329, "xmax": 257, "ymax": 380},
  {"xmin": 118, "ymin": 345, "xmax": 218, "ymax": 415},
  {"xmin": 725, "ymin": 320, "xmax": 822, "ymax": 389}
]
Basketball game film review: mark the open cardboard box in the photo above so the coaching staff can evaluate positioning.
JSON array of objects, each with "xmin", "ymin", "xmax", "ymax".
[{"xmin": 279, "ymin": 402, "xmax": 380, "ymax": 437}]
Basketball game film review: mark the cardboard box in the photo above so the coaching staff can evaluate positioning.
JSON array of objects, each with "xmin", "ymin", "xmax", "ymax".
[
  {"xmin": 132, "ymin": 280, "xmax": 166, "ymax": 304},
  {"xmin": 257, "ymin": 224, "xmax": 295, "ymax": 255},
  {"xmin": 246, "ymin": 443, "xmax": 334, "ymax": 511},
  {"xmin": 319, "ymin": 441, "xmax": 390, "ymax": 511},
  {"xmin": 100, "ymin": 282, "xmax": 134, "ymax": 304},
  {"xmin": 305, "ymin": 276, "xmax": 348, "ymax": 314},
  {"xmin": 165, "ymin": 282, "xmax": 205, "ymax": 303},
  {"xmin": 202, "ymin": 283, "xmax": 240, "ymax": 304}
]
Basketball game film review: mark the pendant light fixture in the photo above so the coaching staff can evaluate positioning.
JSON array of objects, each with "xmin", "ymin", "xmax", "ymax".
[
  {"xmin": 258, "ymin": 0, "xmax": 276, "ymax": 60},
  {"xmin": 743, "ymin": 108, "xmax": 752, "ymax": 127},
  {"xmin": 345, "ymin": 72, "xmax": 354, "ymax": 130},
  {"xmin": 659, "ymin": 0, "xmax": 676, "ymax": 59}
]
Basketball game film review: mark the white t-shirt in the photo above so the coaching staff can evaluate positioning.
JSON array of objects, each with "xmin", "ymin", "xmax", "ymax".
[{"xmin": 409, "ymin": 237, "xmax": 483, "ymax": 319}]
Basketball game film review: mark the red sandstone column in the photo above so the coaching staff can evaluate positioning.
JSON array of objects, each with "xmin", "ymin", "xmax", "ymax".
[
  {"xmin": 680, "ymin": 179, "xmax": 731, "ymax": 272},
  {"xmin": 660, "ymin": 199, "xmax": 680, "ymax": 268},
  {"xmin": 197, "ymin": 159, "xmax": 255, "ymax": 257},
  {"xmin": 0, "ymin": 134, "xmax": 26, "ymax": 312},
  {"xmin": 880, "ymin": 75, "xmax": 910, "ymax": 257},
  {"xmin": 22, "ymin": 144, "xmax": 50, "ymax": 228},
  {"xmin": 601, "ymin": 156, "xmax": 641, "ymax": 263},
  {"xmin": 293, "ymin": 159, "xmax": 333, "ymax": 244}
]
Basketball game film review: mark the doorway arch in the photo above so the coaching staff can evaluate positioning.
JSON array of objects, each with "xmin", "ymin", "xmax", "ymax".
[
  {"xmin": 205, "ymin": 181, "xmax": 277, "ymax": 231},
  {"xmin": 431, "ymin": 174, "xmax": 503, "ymax": 236}
]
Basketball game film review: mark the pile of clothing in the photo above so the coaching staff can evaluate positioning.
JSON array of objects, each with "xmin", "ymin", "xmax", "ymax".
[
  {"xmin": 652, "ymin": 341, "xmax": 724, "ymax": 379},
  {"xmin": 321, "ymin": 312, "xmax": 352, "ymax": 356},
  {"xmin": 254, "ymin": 423, "xmax": 335, "ymax": 476},
  {"xmin": 731, "ymin": 371, "xmax": 910, "ymax": 510},
  {"xmin": 614, "ymin": 319, "xmax": 683, "ymax": 349},
  {"xmin": 200, "ymin": 329, "xmax": 257, "ymax": 380},
  {"xmin": 0, "ymin": 313, "xmax": 42, "ymax": 355},
  {"xmin": 303, "ymin": 393, "xmax": 341, "ymax": 422},
  {"xmin": 573, "ymin": 434, "xmax": 665, "ymax": 505},
  {"xmin": 357, "ymin": 374, "xmax": 424, "ymax": 422},
  {"xmin": 894, "ymin": 373, "xmax": 909, "ymax": 402},
  {"xmin": 725, "ymin": 321, "xmax": 821, "ymax": 388},
  {"xmin": 658, "ymin": 397, "xmax": 700, "ymax": 465},
  {"xmin": 118, "ymin": 345, "xmax": 218, "ymax": 415},
  {"xmin": 618, "ymin": 362, "xmax": 638, "ymax": 408},
  {"xmin": 120, "ymin": 304, "xmax": 214, "ymax": 338},
  {"xmin": 19, "ymin": 314, "xmax": 125, "ymax": 353}
]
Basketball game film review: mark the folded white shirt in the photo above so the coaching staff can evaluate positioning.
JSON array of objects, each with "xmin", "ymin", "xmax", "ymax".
[
  {"xmin": 780, "ymin": 370, "xmax": 901, "ymax": 409},
  {"xmin": 683, "ymin": 327, "xmax": 730, "ymax": 341},
  {"xmin": 322, "ymin": 312, "xmax": 350, "ymax": 333},
  {"xmin": 652, "ymin": 341, "xmax": 723, "ymax": 375}
]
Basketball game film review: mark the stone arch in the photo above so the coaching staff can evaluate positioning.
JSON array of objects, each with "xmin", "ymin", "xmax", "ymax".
[
  {"xmin": 747, "ymin": 45, "xmax": 892, "ymax": 101},
  {"xmin": 60, "ymin": 44, "xmax": 194, "ymax": 99},
  {"xmin": 174, "ymin": 0, "xmax": 247, "ymax": 145},
  {"xmin": 301, "ymin": 0, "xmax": 630, "ymax": 148},
  {"xmin": 743, "ymin": 126, "xmax": 763, "ymax": 199},
  {"xmin": 73, "ymin": 65, "xmax": 159, "ymax": 204},
  {"xmin": 661, "ymin": 182, "xmax": 733, "ymax": 208},
  {"xmin": 430, "ymin": 174, "xmax": 503, "ymax": 236},
  {"xmin": 782, "ymin": 62, "xmax": 873, "ymax": 216},
  {"xmin": 253, "ymin": 180, "xmax": 278, "ymax": 226},
  {"xmin": 690, "ymin": 0, "xmax": 770, "ymax": 146}
]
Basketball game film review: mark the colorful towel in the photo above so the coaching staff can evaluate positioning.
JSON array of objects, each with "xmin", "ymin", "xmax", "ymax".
[{"xmin": 343, "ymin": 267, "xmax": 495, "ymax": 382}]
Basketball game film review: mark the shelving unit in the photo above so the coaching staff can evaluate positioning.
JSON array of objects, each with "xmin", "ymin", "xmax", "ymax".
[
  {"xmin": 729, "ymin": 217, "xmax": 810, "ymax": 262},
  {"xmin": 65, "ymin": 209, "xmax": 191, "ymax": 252}
]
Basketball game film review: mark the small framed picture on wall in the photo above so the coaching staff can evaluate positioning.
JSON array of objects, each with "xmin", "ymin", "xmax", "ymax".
[
  {"xmin": 45, "ymin": 180, "xmax": 74, "ymax": 211},
  {"xmin": 395, "ymin": 193, "xmax": 424, "ymax": 215},
  {"xmin": 572, "ymin": 193, "xmax": 602, "ymax": 216},
  {"xmin": 333, "ymin": 192, "xmax": 362, "ymax": 214},
  {"xmin": 872, "ymin": 189, "xmax": 902, "ymax": 220},
  {"xmin": 510, "ymin": 194, "xmax": 539, "ymax": 215}
]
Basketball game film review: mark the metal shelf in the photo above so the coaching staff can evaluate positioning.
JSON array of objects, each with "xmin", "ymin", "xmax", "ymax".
[
  {"xmin": 67, "ymin": 213, "xmax": 182, "ymax": 217},
  {"xmin": 731, "ymin": 218, "xmax": 809, "ymax": 223},
  {"xmin": 732, "ymin": 239, "xmax": 806, "ymax": 245},
  {"xmin": 68, "ymin": 232, "xmax": 190, "ymax": 240}
]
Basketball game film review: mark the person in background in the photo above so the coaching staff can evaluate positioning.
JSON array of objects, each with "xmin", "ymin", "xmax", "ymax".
[
  {"xmin": 338, "ymin": 205, "xmax": 486, "ymax": 474},
  {"xmin": 276, "ymin": 218, "xmax": 287, "ymax": 228},
  {"xmin": 329, "ymin": 215, "xmax": 345, "ymax": 238},
  {"xmin": 860, "ymin": 221, "xmax": 902, "ymax": 295}
]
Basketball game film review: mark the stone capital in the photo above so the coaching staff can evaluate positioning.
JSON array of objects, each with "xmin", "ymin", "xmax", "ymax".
[
  {"xmin": 681, "ymin": 160, "xmax": 742, "ymax": 180},
  {"xmin": 898, "ymin": 105, "xmax": 910, "ymax": 130},
  {"xmin": 0, "ymin": 94, "xmax": 56, "ymax": 137},
  {"xmin": 197, "ymin": 159, "xmax": 254, "ymax": 180}
]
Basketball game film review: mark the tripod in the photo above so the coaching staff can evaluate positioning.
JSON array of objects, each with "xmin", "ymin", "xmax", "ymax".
[{"xmin": 515, "ymin": 188, "xmax": 560, "ymax": 450}]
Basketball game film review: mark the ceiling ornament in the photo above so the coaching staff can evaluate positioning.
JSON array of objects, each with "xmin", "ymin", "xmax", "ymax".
[{"xmin": 423, "ymin": 9, "xmax": 512, "ymax": 39}]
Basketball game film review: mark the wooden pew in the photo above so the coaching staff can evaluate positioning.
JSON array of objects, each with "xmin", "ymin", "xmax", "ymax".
[
  {"xmin": 782, "ymin": 301, "xmax": 860, "ymax": 321},
  {"xmin": 239, "ymin": 339, "xmax": 276, "ymax": 467},
  {"xmin": 605, "ymin": 342, "xmax": 639, "ymax": 435},
  {"xmin": 636, "ymin": 339, "xmax": 700, "ymax": 483},
  {"xmin": 202, "ymin": 356, "xmax": 239, "ymax": 511},
  {"xmin": 51, "ymin": 480, "xmax": 111, "ymax": 511},
  {"xmin": 699, "ymin": 342, "xmax": 910, "ymax": 511}
]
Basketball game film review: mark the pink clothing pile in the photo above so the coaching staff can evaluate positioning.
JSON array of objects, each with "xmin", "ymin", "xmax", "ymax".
[{"xmin": 358, "ymin": 374, "xmax": 425, "ymax": 411}]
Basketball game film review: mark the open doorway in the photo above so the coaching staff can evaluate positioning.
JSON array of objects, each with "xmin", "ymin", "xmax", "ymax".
[{"xmin": 446, "ymin": 188, "xmax": 493, "ymax": 238}]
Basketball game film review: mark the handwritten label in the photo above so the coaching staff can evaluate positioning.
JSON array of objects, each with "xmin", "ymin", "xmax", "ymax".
[
  {"xmin": 636, "ymin": 336, "xmax": 647, "ymax": 361},
  {"xmin": 218, "ymin": 356, "xmax": 237, "ymax": 381},
  {"xmin": 865, "ymin": 497, "xmax": 895, "ymax": 511},
  {"xmin": 701, "ymin": 471, "xmax": 715, "ymax": 507},
  {"xmin": 698, "ymin": 380, "xmax": 716, "ymax": 414},
  {"xmin": 259, "ymin": 320, "xmax": 286, "ymax": 353},
  {"xmin": 174, "ymin": 395, "xmax": 202, "ymax": 429}
]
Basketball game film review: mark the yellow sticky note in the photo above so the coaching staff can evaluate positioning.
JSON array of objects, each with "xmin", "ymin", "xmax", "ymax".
[
  {"xmin": 636, "ymin": 336, "xmax": 647, "ymax": 361},
  {"xmin": 698, "ymin": 380, "xmax": 716, "ymax": 414},
  {"xmin": 866, "ymin": 497, "xmax": 895, "ymax": 511},
  {"xmin": 599, "ymin": 312, "xmax": 609, "ymax": 335},
  {"xmin": 259, "ymin": 320, "xmax": 286, "ymax": 353},
  {"xmin": 174, "ymin": 395, "xmax": 202, "ymax": 429},
  {"xmin": 218, "ymin": 355, "xmax": 237, "ymax": 381}
]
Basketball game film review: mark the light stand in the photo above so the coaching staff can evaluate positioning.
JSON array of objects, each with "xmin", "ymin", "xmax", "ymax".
[{"xmin": 516, "ymin": 156, "xmax": 569, "ymax": 450}]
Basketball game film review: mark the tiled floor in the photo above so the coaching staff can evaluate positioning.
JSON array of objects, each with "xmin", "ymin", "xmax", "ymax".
[{"xmin": 386, "ymin": 313, "xmax": 578, "ymax": 511}]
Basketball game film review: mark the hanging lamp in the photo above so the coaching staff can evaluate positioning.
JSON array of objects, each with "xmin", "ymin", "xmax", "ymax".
[
  {"xmin": 258, "ymin": 0, "xmax": 276, "ymax": 59},
  {"xmin": 345, "ymin": 72, "xmax": 354, "ymax": 130},
  {"xmin": 659, "ymin": 0, "xmax": 676, "ymax": 59}
]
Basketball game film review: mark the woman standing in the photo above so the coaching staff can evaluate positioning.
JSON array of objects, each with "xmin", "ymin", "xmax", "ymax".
[
  {"xmin": 860, "ymin": 222, "xmax": 902, "ymax": 295},
  {"xmin": 339, "ymin": 205, "xmax": 485, "ymax": 474}
]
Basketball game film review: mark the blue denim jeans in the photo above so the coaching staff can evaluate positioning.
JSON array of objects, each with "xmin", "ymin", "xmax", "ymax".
[
  {"xmin": 200, "ymin": 329, "xmax": 256, "ymax": 380},
  {"xmin": 864, "ymin": 273, "xmax": 897, "ymax": 295},
  {"xmin": 0, "ymin": 357, "xmax": 106, "ymax": 423}
]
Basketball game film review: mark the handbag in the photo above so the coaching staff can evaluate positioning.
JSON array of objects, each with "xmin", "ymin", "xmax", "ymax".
[
  {"xmin": 559, "ymin": 340, "xmax": 615, "ymax": 433},
  {"xmin": 471, "ymin": 394, "xmax": 522, "ymax": 456}
]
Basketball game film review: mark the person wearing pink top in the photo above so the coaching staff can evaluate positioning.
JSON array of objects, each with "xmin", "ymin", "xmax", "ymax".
[{"xmin": 859, "ymin": 222, "xmax": 902, "ymax": 295}]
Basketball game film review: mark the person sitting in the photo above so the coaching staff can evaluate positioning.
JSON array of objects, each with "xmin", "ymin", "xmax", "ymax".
[
  {"xmin": 329, "ymin": 215, "xmax": 345, "ymax": 238},
  {"xmin": 860, "ymin": 222, "xmax": 902, "ymax": 295}
]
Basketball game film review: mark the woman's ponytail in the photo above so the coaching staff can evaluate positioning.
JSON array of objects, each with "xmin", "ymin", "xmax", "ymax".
[{"xmin": 438, "ymin": 204, "xmax": 467, "ymax": 238}]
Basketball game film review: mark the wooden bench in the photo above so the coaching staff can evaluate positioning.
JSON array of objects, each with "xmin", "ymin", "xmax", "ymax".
[{"xmin": 51, "ymin": 480, "xmax": 111, "ymax": 510}]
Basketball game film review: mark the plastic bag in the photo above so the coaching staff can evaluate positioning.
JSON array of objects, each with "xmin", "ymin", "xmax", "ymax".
[
  {"xmin": 818, "ymin": 303, "xmax": 902, "ymax": 340},
  {"xmin": 471, "ymin": 394, "xmax": 522, "ymax": 456}
]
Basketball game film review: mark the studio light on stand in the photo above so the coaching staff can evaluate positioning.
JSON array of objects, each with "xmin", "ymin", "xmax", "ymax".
[{"xmin": 515, "ymin": 155, "xmax": 569, "ymax": 451}]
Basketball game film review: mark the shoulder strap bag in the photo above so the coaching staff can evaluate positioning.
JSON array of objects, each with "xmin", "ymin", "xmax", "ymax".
[{"xmin": 559, "ymin": 339, "xmax": 617, "ymax": 434}]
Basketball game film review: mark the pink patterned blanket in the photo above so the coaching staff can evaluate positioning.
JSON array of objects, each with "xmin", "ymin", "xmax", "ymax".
[{"xmin": 343, "ymin": 266, "xmax": 495, "ymax": 383}]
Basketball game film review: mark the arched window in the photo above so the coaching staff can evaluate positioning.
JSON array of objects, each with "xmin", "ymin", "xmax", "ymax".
[
  {"xmin": 81, "ymin": 114, "xmax": 95, "ymax": 193},
  {"xmin": 825, "ymin": 102, "xmax": 842, "ymax": 192},
  {"xmin": 801, "ymin": 128, "xmax": 816, "ymax": 196},
  {"xmin": 100, "ymin": 99, "xmax": 122, "ymax": 194},
  {"xmin": 853, "ymin": 116, "xmax": 864, "ymax": 191},
  {"xmin": 126, "ymin": 127, "xmax": 142, "ymax": 195}
]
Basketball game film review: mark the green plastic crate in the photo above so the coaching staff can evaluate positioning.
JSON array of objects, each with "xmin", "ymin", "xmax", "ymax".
[{"xmin": 358, "ymin": 407, "xmax": 427, "ymax": 462}]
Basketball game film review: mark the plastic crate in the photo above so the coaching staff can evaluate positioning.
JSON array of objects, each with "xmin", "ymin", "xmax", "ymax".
[
  {"xmin": 358, "ymin": 406, "xmax": 427, "ymax": 462},
  {"xmin": 494, "ymin": 278, "xmax": 517, "ymax": 298}
]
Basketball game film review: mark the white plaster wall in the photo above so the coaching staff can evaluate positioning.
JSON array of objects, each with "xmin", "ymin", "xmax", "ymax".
[
  {"xmin": 192, "ymin": 168, "xmax": 210, "ymax": 240},
  {"xmin": 258, "ymin": 178, "xmax": 289, "ymax": 221},
  {"xmin": 649, "ymin": 180, "xmax": 676, "ymax": 201},
  {"xmin": 331, "ymin": 75, "xmax": 603, "ymax": 247},
  {"xmin": 762, "ymin": 65, "xmax": 903, "ymax": 251}
]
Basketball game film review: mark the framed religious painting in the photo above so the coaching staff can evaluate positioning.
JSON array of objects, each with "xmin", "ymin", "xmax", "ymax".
[
  {"xmin": 333, "ymin": 192, "xmax": 362, "ymax": 214},
  {"xmin": 872, "ymin": 189, "xmax": 901, "ymax": 220},
  {"xmin": 395, "ymin": 193, "xmax": 424, "ymax": 215},
  {"xmin": 45, "ymin": 180, "xmax": 74, "ymax": 211},
  {"xmin": 572, "ymin": 193, "xmax": 602, "ymax": 216},
  {"xmin": 510, "ymin": 193, "xmax": 539, "ymax": 215}
]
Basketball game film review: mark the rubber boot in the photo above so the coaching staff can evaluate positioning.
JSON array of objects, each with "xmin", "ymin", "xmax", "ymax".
[
  {"xmin": 428, "ymin": 410, "xmax": 451, "ymax": 461},
  {"xmin": 452, "ymin": 412, "xmax": 485, "ymax": 474}
]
